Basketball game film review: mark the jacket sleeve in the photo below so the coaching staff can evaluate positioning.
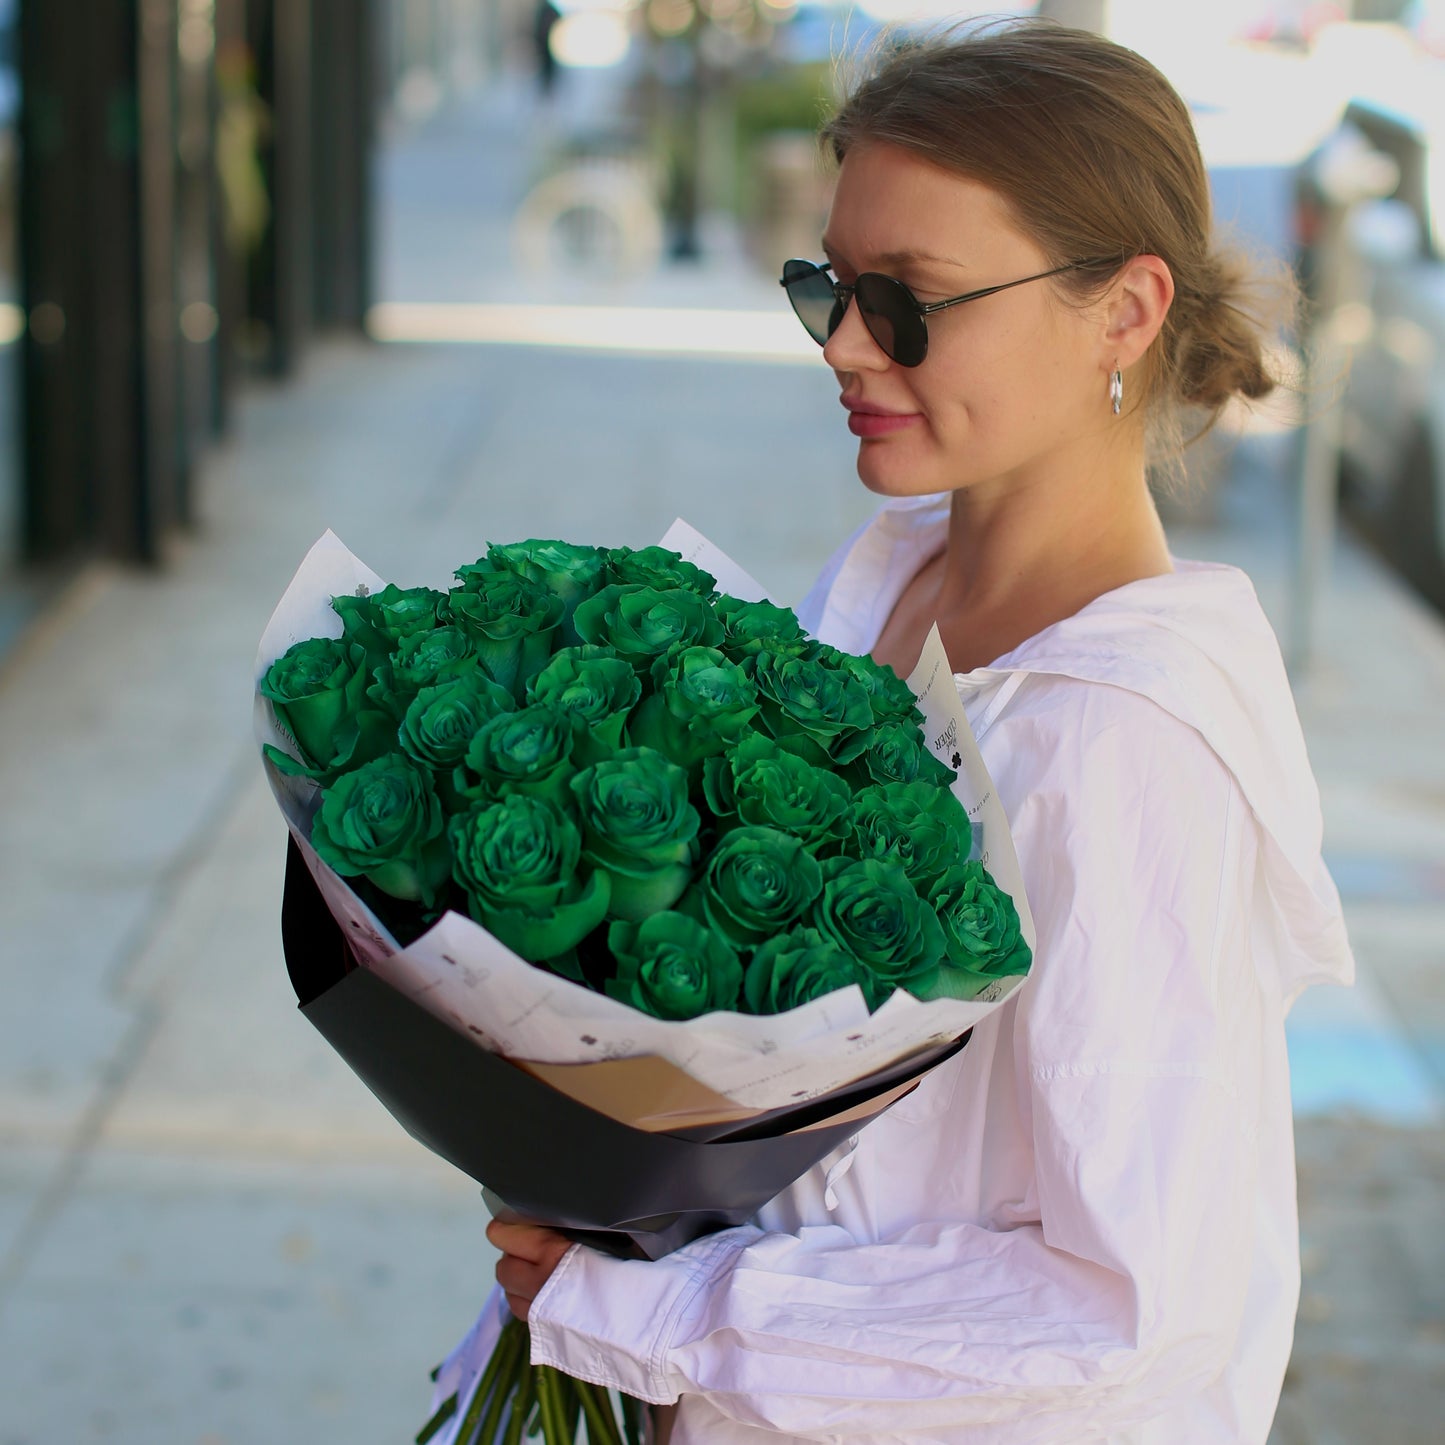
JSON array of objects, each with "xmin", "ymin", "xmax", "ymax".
[{"xmin": 528, "ymin": 684, "xmax": 1269, "ymax": 1441}]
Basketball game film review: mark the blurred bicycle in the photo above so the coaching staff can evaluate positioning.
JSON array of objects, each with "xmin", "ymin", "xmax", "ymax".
[{"xmin": 512, "ymin": 135, "xmax": 665, "ymax": 281}]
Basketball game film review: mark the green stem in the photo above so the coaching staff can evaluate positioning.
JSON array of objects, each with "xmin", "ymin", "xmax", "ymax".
[
  {"xmin": 502, "ymin": 1362, "xmax": 537, "ymax": 1445},
  {"xmin": 618, "ymin": 1392, "xmax": 641, "ymax": 1445},
  {"xmin": 451, "ymin": 1370, "xmax": 492, "ymax": 1445},
  {"xmin": 559, "ymin": 1372, "xmax": 582, "ymax": 1444},
  {"xmin": 459, "ymin": 1321, "xmax": 523, "ymax": 1445},
  {"xmin": 619, "ymin": 1394, "xmax": 644, "ymax": 1445},
  {"xmin": 476, "ymin": 1342, "xmax": 518, "ymax": 1445},
  {"xmin": 576, "ymin": 1382, "xmax": 623, "ymax": 1445},
  {"xmin": 416, "ymin": 1391, "xmax": 458, "ymax": 1445},
  {"xmin": 543, "ymin": 1366, "xmax": 574, "ymax": 1445},
  {"xmin": 534, "ymin": 1366, "xmax": 562, "ymax": 1445}
]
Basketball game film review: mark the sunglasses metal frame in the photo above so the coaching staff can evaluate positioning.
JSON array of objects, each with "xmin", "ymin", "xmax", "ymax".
[{"xmin": 779, "ymin": 257, "xmax": 1113, "ymax": 366}]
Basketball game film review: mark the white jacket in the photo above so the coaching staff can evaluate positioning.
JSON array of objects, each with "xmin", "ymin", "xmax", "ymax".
[{"xmin": 523, "ymin": 491, "xmax": 1356, "ymax": 1444}]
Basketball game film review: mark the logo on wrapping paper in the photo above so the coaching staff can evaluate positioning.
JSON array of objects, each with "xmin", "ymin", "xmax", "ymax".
[{"xmin": 933, "ymin": 718, "xmax": 958, "ymax": 757}]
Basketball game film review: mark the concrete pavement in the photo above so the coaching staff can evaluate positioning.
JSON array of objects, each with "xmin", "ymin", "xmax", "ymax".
[{"xmin": 1, "ymin": 81, "xmax": 1442, "ymax": 1445}]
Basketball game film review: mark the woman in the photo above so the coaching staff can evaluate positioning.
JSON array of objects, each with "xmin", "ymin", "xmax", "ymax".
[{"xmin": 486, "ymin": 23, "xmax": 1354, "ymax": 1443}]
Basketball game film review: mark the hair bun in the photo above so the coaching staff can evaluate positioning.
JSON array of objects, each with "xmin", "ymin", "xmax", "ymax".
[{"xmin": 1171, "ymin": 250, "xmax": 1283, "ymax": 414}]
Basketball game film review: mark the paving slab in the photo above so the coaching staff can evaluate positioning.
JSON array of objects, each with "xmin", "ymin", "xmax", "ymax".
[
  {"xmin": 0, "ymin": 1151, "xmax": 493, "ymax": 1445},
  {"xmin": 1272, "ymin": 1118, "xmax": 1445, "ymax": 1445}
]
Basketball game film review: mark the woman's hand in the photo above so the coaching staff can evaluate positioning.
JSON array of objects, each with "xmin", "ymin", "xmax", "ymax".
[{"xmin": 487, "ymin": 1218, "xmax": 573, "ymax": 1322}]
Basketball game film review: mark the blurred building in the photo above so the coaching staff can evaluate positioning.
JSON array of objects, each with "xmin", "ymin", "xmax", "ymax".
[{"xmin": 0, "ymin": 0, "xmax": 378, "ymax": 648}]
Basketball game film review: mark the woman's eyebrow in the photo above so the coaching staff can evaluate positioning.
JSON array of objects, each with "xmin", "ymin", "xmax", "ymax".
[
  {"xmin": 820, "ymin": 239, "xmax": 968, "ymax": 271},
  {"xmin": 876, "ymin": 249, "xmax": 972, "ymax": 273}
]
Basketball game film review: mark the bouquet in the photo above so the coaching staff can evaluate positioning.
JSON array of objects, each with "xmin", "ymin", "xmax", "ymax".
[{"xmin": 256, "ymin": 522, "xmax": 1035, "ymax": 1445}]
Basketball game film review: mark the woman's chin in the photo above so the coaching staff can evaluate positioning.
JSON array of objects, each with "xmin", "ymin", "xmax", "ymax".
[{"xmin": 856, "ymin": 448, "xmax": 949, "ymax": 499}]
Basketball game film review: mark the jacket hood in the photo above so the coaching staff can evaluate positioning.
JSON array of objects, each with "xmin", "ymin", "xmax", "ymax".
[
  {"xmin": 980, "ymin": 558, "xmax": 1355, "ymax": 1006},
  {"xmin": 806, "ymin": 492, "xmax": 1355, "ymax": 1005}
]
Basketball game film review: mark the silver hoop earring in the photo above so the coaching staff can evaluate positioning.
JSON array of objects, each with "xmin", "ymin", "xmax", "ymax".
[{"xmin": 1110, "ymin": 368, "xmax": 1123, "ymax": 416}]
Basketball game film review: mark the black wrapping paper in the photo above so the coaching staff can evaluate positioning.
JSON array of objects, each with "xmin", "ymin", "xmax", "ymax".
[{"xmin": 281, "ymin": 837, "xmax": 967, "ymax": 1259}]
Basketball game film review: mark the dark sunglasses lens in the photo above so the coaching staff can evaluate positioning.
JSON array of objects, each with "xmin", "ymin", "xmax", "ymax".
[
  {"xmin": 782, "ymin": 261, "xmax": 841, "ymax": 347},
  {"xmin": 856, "ymin": 275, "xmax": 925, "ymax": 367}
]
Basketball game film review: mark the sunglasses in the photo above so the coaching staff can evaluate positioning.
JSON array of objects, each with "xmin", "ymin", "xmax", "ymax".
[{"xmin": 779, "ymin": 257, "xmax": 1105, "ymax": 367}]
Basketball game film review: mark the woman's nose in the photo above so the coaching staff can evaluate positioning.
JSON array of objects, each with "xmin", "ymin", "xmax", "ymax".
[{"xmin": 822, "ymin": 293, "xmax": 889, "ymax": 373}]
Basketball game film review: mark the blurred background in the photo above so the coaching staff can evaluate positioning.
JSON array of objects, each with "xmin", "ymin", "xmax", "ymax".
[{"xmin": 0, "ymin": 1, "xmax": 1442, "ymax": 1442}]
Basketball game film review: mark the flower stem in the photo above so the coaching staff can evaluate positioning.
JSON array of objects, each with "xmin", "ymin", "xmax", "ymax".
[
  {"xmin": 619, "ymin": 1394, "xmax": 645, "ymax": 1445},
  {"xmin": 576, "ymin": 1381, "xmax": 624, "ymax": 1445},
  {"xmin": 457, "ymin": 1317, "xmax": 523, "ymax": 1445},
  {"xmin": 528, "ymin": 1358, "xmax": 554, "ymax": 1439},
  {"xmin": 558, "ymin": 1372, "xmax": 582, "ymax": 1442},
  {"xmin": 415, "ymin": 1391, "xmax": 458, "ymax": 1444},
  {"xmin": 501, "ymin": 1360, "xmax": 537, "ymax": 1445},
  {"xmin": 475, "ymin": 1334, "xmax": 519, "ymax": 1445},
  {"xmin": 423, "ymin": 1321, "xmax": 644, "ymax": 1445}
]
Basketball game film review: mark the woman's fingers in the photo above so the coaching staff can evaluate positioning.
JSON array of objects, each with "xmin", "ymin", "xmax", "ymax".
[
  {"xmin": 488, "ymin": 1219, "xmax": 574, "ymax": 1322},
  {"xmin": 486, "ymin": 1218, "xmax": 569, "ymax": 1262},
  {"xmin": 496, "ymin": 1253, "xmax": 550, "ymax": 1320}
]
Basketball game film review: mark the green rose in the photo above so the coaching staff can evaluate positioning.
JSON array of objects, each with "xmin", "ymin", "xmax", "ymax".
[
  {"xmin": 309, "ymin": 753, "xmax": 450, "ymax": 905},
  {"xmin": 455, "ymin": 702, "xmax": 580, "ymax": 813},
  {"xmin": 605, "ymin": 912, "xmax": 742, "ymax": 1019},
  {"xmin": 848, "ymin": 719, "xmax": 957, "ymax": 790},
  {"xmin": 850, "ymin": 780, "xmax": 972, "ymax": 889},
  {"xmin": 261, "ymin": 636, "xmax": 367, "ymax": 766},
  {"xmin": 260, "ymin": 636, "xmax": 393, "ymax": 780},
  {"xmin": 398, "ymin": 672, "xmax": 516, "ymax": 773},
  {"xmin": 605, "ymin": 544, "xmax": 717, "ymax": 598},
  {"xmin": 458, "ymin": 539, "xmax": 609, "ymax": 644},
  {"xmin": 701, "ymin": 732, "xmax": 853, "ymax": 852},
  {"xmin": 570, "ymin": 747, "xmax": 700, "ymax": 921},
  {"xmin": 448, "ymin": 794, "xmax": 610, "ymax": 962},
  {"xmin": 750, "ymin": 651, "xmax": 875, "ymax": 768},
  {"xmin": 810, "ymin": 856, "xmax": 944, "ymax": 1000},
  {"xmin": 524, "ymin": 645, "xmax": 641, "ymax": 761},
  {"xmin": 915, "ymin": 861, "xmax": 1032, "ymax": 1000},
  {"xmin": 810, "ymin": 643, "xmax": 924, "ymax": 729},
  {"xmin": 446, "ymin": 571, "xmax": 563, "ymax": 697},
  {"xmin": 367, "ymin": 626, "xmax": 481, "ymax": 719},
  {"xmin": 628, "ymin": 646, "xmax": 760, "ymax": 770},
  {"xmin": 743, "ymin": 926, "xmax": 881, "ymax": 1014},
  {"xmin": 331, "ymin": 583, "xmax": 448, "ymax": 668},
  {"xmin": 571, "ymin": 584, "xmax": 724, "ymax": 672},
  {"xmin": 685, "ymin": 825, "xmax": 823, "ymax": 948},
  {"xmin": 714, "ymin": 595, "xmax": 811, "ymax": 661}
]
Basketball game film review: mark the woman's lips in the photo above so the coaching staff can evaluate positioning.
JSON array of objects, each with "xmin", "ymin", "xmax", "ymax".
[{"xmin": 844, "ymin": 405, "xmax": 920, "ymax": 438}]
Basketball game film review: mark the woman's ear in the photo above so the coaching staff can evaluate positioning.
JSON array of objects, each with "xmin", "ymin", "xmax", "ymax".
[{"xmin": 1103, "ymin": 254, "xmax": 1174, "ymax": 371}]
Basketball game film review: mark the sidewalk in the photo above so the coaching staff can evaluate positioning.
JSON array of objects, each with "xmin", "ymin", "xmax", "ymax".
[{"xmin": 1, "ymin": 93, "xmax": 1442, "ymax": 1445}]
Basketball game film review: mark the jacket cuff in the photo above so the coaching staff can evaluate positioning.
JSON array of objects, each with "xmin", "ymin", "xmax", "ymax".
[{"xmin": 527, "ymin": 1227, "xmax": 759, "ymax": 1404}]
